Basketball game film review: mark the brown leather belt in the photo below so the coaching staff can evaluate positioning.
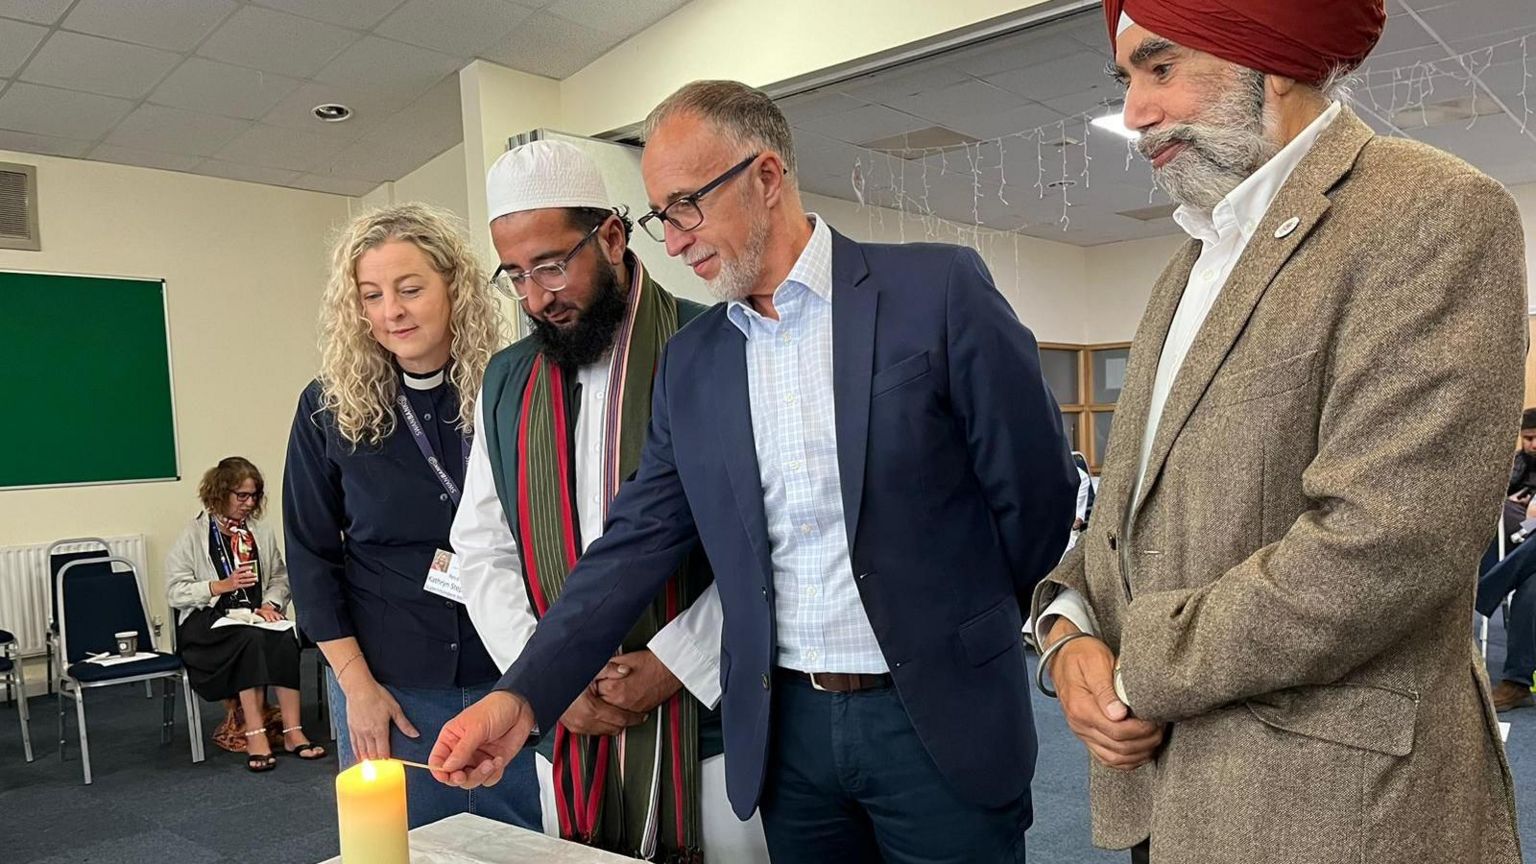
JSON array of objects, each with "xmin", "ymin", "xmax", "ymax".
[{"xmin": 779, "ymin": 668, "xmax": 893, "ymax": 692}]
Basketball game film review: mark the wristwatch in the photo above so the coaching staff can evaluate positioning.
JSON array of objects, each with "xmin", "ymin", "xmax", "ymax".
[{"xmin": 1112, "ymin": 661, "xmax": 1130, "ymax": 708}]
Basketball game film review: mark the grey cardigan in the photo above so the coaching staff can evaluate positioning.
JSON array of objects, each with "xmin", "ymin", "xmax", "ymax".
[{"xmin": 165, "ymin": 512, "xmax": 290, "ymax": 625}]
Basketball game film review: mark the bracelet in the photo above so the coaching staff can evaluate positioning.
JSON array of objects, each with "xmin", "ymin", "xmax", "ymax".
[
  {"xmin": 1034, "ymin": 631, "xmax": 1093, "ymax": 699},
  {"xmin": 334, "ymin": 652, "xmax": 365, "ymax": 683}
]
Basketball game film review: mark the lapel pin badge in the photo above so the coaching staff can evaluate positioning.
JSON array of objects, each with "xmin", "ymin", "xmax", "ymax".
[{"xmin": 1274, "ymin": 216, "xmax": 1301, "ymax": 239}]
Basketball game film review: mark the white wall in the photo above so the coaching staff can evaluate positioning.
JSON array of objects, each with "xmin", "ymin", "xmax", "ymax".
[
  {"xmin": 804, "ymin": 192, "xmax": 1089, "ymax": 343},
  {"xmin": 0, "ymin": 151, "xmax": 352, "ymax": 664},
  {"xmin": 360, "ymin": 143, "xmax": 471, "ymax": 221}
]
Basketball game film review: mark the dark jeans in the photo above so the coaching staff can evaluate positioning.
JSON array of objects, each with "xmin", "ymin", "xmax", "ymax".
[
  {"xmin": 327, "ymin": 671, "xmax": 541, "ymax": 830},
  {"xmin": 758, "ymin": 670, "xmax": 1030, "ymax": 864},
  {"xmin": 1478, "ymin": 535, "xmax": 1536, "ymax": 687}
]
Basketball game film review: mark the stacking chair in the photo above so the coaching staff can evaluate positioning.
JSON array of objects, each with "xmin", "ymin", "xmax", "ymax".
[
  {"xmin": 55, "ymin": 555, "xmax": 204, "ymax": 784},
  {"xmin": 0, "ymin": 630, "xmax": 33, "ymax": 762},
  {"xmin": 45, "ymin": 538, "xmax": 113, "ymax": 694}
]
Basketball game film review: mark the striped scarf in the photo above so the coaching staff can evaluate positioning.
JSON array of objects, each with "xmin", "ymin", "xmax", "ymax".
[{"xmin": 513, "ymin": 257, "xmax": 702, "ymax": 862}]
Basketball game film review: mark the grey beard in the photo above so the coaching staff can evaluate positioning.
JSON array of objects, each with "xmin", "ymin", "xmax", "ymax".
[
  {"xmin": 1144, "ymin": 69, "xmax": 1279, "ymax": 212},
  {"xmin": 704, "ymin": 208, "xmax": 771, "ymax": 303}
]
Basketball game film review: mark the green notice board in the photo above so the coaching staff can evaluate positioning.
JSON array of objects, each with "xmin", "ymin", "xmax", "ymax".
[{"xmin": 0, "ymin": 271, "xmax": 178, "ymax": 489}]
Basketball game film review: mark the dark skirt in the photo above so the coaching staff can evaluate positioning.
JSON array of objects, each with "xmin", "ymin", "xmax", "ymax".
[{"xmin": 177, "ymin": 608, "xmax": 300, "ymax": 701}]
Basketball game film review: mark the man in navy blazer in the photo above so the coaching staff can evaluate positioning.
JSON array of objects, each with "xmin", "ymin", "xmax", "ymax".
[{"xmin": 433, "ymin": 80, "xmax": 1077, "ymax": 863}]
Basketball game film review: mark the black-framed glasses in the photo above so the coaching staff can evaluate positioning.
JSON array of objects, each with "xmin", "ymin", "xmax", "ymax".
[
  {"xmin": 637, "ymin": 153, "xmax": 760, "ymax": 242},
  {"xmin": 489, "ymin": 221, "xmax": 603, "ymax": 301},
  {"xmin": 232, "ymin": 491, "xmax": 262, "ymax": 503}
]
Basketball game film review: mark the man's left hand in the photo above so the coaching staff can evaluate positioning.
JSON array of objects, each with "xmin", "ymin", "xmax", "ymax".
[{"xmin": 594, "ymin": 650, "xmax": 683, "ymax": 714}]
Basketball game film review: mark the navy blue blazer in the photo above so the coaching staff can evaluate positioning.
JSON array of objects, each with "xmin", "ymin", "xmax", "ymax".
[{"xmin": 498, "ymin": 229, "xmax": 1076, "ymax": 818}]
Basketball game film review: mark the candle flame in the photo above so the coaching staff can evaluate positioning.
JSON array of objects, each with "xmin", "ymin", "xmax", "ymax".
[{"xmin": 360, "ymin": 759, "xmax": 377, "ymax": 781}]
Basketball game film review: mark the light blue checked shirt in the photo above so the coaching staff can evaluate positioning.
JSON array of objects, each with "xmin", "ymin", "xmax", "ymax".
[{"xmin": 726, "ymin": 216, "xmax": 887, "ymax": 674}]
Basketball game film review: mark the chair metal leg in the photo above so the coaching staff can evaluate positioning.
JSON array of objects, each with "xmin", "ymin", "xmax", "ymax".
[
  {"xmin": 160, "ymin": 677, "xmax": 174, "ymax": 744},
  {"xmin": 182, "ymin": 671, "xmax": 205, "ymax": 764},
  {"xmin": 74, "ymin": 688, "xmax": 91, "ymax": 785},
  {"xmin": 56, "ymin": 688, "xmax": 66, "ymax": 761},
  {"xmin": 144, "ymin": 681, "xmax": 153, "ymax": 699},
  {"xmin": 14, "ymin": 660, "xmax": 33, "ymax": 763}
]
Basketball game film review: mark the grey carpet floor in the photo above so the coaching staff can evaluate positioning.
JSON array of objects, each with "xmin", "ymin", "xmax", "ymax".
[{"xmin": 3, "ymin": 630, "xmax": 1535, "ymax": 863}]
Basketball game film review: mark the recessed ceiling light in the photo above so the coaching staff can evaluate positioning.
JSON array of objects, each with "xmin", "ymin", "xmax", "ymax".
[
  {"xmin": 312, "ymin": 103, "xmax": 352, "ymax": 122},
  {"xmin": 1046, "ymin": 179, "xmax": 1078, "ymax": 189},
  {"xmin": 1090, "ymin": 111, "xmax": 1139, "ymax": 139}
]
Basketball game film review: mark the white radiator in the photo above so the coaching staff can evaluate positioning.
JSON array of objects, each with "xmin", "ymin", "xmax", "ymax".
[{"xmin": 0, "ymin": 535, "xmax": 147, "ymax": 657}]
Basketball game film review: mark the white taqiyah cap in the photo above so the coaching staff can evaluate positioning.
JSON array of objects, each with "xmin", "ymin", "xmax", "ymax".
[{"xmin": 486, "ymin": 139, "xmax": 611, "ymax": 224}]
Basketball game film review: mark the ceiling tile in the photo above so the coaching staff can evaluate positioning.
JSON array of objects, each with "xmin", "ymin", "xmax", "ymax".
[
  {"xmin": 20, "ymin": 31, "xmax": 181, "ymax": 99},
  {"xmin": 260, "ymin": 81, "xmax": 411, "ymax": 132},
  {"xmin": 945, "ymin": 101, "xmax": 1066, "ymax": 141},
  {"xmin": 842, "ymin": 65, "xmax": 970, "ymax": 105},
  {"xmin": 375, "ymin": 0, "xmax": 532, "ymax": 56},
  {"xmin": 883, "ymin": 79, "xmax": 1030, "ymax": 129},
  {"xmin": 196, "ymin": 159, "xmax": 304, "ymax": 187},
  {"xmin": 105, "ymin": 104, "xmax": 252, "ymax": 156},
  {"xmin": 0, "ymin": 18, "xmax": 46, "ymax": 77},
  {"xmin": 0, "ymin": 128, "xmax": 90, "ymax": 157},
  {"xmin": 946, "ymin": 30, "xmax": 1085, "ymax": 78},
  {"xmin": 779, "ymin": 91, "xmax": 871, "ymax": 124},
  {"xmin": 544, "ymin": 0, "xmax": 686, "ymax": 39},
  {"xmin": 292, "ymin": 172, "xmax": 379, "ymax": 196},
  {"xmin": 0, "ymin": 0, "xmax": 73, "ymax": 25},
  {"xmin": 308, "ymin": 138, "xmax": 401, "ymax": 182},
  {"xmin": 794, "ymin": 103, "xmax": 928, "ymax": 146},
  {"xmin": 478, "ymin": 12, "xmax": 621, "ymax": 79},
  {"xmin": 88, "ymin": 143, "xmax": 204, "ymax": 172},
  {"xmin": 1417, "ymin": 0, "xmax": 1536, "ymax": 47},
  {"xmin": 1041, "ymin": 84, "xmax": 1119, "ymax": 119},
  {"xmin": 251, "ymin": 0, "xmax": 409, "ymax": 30},
  {"xmin": 0, "ymin": 81, "xmax": 134, "ymax": 140},
  {"xmin": 314, "ymin": 36, "xmax": 461, "ymax": 104},
  {"xmin": 214, "ymin": 122, "xmax": 348, "ymax": 171},
  {"xmin": 199, "ymin": 5, "xmax": 360, "ymax": 78},
  {"xmin": 151, "ymin": 57, "xmax": 301, "ymax": 120},
  {"xmin": 985, "ymin": 51, "xmax": 1116, "ymax": 102},
  {"xmin": 62, "ymin": 0, "xmax": 238, "ymax": 52}
]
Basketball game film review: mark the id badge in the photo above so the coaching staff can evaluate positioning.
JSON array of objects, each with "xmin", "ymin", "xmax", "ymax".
[{"xmin": 425, "ymin": 548, "xmax": 465, "ymax": 604}]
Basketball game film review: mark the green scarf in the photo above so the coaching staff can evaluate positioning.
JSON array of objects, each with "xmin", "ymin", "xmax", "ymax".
[{"xmin": 513, "ymin": 257, "xmax": 703, "ymax": 862}]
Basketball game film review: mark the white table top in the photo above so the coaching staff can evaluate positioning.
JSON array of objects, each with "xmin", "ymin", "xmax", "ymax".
[{"xmin": 317, "ymin": 813, "xmax": 637, "ymax": 863}]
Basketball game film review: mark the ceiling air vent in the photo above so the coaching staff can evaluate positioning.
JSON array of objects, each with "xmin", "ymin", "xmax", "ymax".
[
  {"xmin": 0, "ymin": 162, "xmax": 39, "ymax": 251},
  {"xmin": 1117, "ymin": 203, "xmax": 1179, "ymax": 222}
]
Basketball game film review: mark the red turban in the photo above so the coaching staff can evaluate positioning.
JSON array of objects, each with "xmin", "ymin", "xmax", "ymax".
[{"xmin": 1103, "ymin": 0, "xmax": 1386, "ymax": 84}]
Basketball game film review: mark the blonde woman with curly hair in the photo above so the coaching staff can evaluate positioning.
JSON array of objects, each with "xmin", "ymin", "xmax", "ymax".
[
  {"xmin": 283, "ymin": 203, "xmax": 536, "ymax": 827},
  {"xmin": 167, "ymin": 456, "xmax": 324, "ymax": 772}
]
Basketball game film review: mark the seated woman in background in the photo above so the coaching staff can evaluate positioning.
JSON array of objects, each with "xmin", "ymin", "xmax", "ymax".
[{"xmin": 166, "ymin": 456, "xmax": 326, "ymax": 772}]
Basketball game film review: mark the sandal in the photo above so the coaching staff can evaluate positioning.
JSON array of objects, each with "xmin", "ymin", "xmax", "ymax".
[
  {"xmin": 244, "ymin": 729, "xmax": 276, "ymax": 772},
  {"xmin": 282, "ymin": 725, "xmax": 327, "ymax": 760}
]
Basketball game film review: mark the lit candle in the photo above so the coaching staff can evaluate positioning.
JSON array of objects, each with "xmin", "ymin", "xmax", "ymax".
[{"xmin": 336, "ymin": 759, "xmax": 410, "ymax": 863}]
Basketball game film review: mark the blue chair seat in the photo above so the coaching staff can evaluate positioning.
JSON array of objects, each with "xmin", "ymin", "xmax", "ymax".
[
  {"xmin": 67, "ymin": 652, "xmax": 181, "ymax": 683},
  {"xmin": 0, "ymin": 656, "xmax": 11, "ymax": 673},
  {"xmin": 0, "ymin": 630, "xmax": 14, "ymax": 643}
]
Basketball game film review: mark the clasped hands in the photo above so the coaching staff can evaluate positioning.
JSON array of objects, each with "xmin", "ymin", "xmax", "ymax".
[
  {"xmin": 1044, "ymin": 618, "xmax": 1165, "ymax": 771},
  {"xmin": 430, "ymin": 648, "xmax": 681, "ymax": 789}
]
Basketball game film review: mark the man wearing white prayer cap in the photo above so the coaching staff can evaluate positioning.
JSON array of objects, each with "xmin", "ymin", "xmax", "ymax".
[{"xmin": 451, "ymin": 137, "xmax": 769, "ymax": 862}]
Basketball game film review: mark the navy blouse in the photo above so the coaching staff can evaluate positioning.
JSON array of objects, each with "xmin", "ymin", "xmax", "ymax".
[{"xmin": 283, "ymin": 377, "xmax": 498, "ymax": 689}]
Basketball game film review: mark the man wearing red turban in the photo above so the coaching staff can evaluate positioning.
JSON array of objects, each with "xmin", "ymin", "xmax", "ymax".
[{"xmin": 1031, "ymin": 3, "xmax": 1527, "ymax": 863}]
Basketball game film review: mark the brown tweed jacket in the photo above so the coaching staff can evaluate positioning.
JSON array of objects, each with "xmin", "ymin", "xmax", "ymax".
[{"xmin": 1032, "ymin": 107, "xmax": 1527, "ymax": 863}]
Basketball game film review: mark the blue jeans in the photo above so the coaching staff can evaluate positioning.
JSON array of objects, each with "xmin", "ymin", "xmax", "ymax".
[
  {"xmin": 327, "ymin": 671, "xmax": 540, "ymax": 830},
  {"xmin": 1479, "ymin": 538, "xmax": 1536, "ymax": 688},
  {"xmin": 758, "ymin": 671, "xmax": 1030, "ymax": 864}
]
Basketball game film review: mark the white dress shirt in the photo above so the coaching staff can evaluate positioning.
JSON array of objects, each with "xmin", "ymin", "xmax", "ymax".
[
  {"xmin": 1040, "ymin": 101, "xmax": 1343, "ymax": 641},
  {"xmin": 453, "ymin": 354, "xmax": 726, "ymax": 708},
  {"xmin": 725, "ymin": 215, "xmax": 887, "ymax": 674}
]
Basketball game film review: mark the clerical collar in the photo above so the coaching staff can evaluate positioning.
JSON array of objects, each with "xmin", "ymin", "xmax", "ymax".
[{"xmin": 400, "ymin": 364, "xmax": 447, "ymax": 391}]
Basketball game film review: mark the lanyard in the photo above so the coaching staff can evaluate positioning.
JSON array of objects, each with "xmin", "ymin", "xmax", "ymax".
[{"xmin": 396, "ymin": 393, "xmax": 470, "ymax": 507}]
